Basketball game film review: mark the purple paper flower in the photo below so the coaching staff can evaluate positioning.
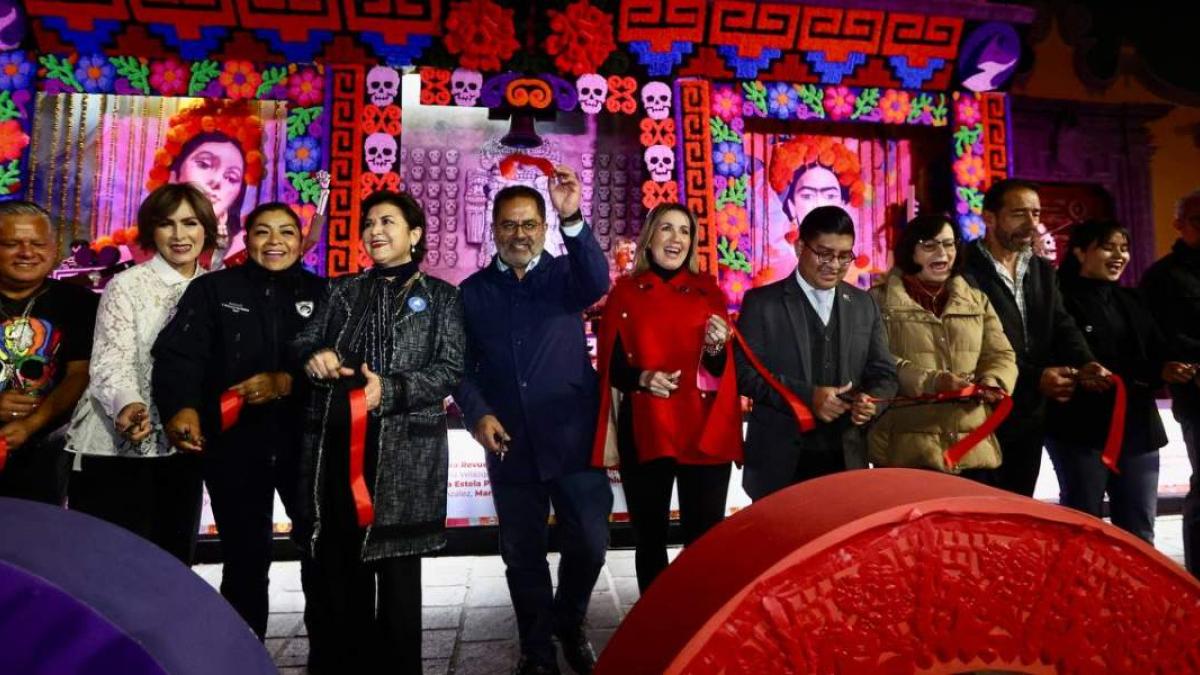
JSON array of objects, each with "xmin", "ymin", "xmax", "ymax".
[
  {"xmin": 766, "ymin": 82, "xmax": 798, "ymax": 120},
  {"xmin": 286, "ymin": 137, "xmax": 321, "ymax": 172},
  {"xmin": 75, "ymin": 54, "xmax": 115, "ymax": 93},
  {"xmin": 0, "ymin": 52, "xmax": 32, "ymax": 90},
  {"xmin": 713, "ymin": 141, "xmax": 746, "ymax": 177}
]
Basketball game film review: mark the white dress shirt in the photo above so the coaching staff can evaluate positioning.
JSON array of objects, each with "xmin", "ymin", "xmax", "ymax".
[{"xmin": 795, "ymin": 268, "xmax": 836, "ymax": 325}]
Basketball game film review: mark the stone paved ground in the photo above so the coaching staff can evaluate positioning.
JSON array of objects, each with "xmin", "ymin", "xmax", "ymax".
[{"xmin": 194, "ymin": 515, "xmax": 1188, "ymax": 674}]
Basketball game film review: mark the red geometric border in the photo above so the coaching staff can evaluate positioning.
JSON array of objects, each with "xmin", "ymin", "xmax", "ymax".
[{"xmin": 327, "ymin": 64, "xmax": 365, "ymax": 277}]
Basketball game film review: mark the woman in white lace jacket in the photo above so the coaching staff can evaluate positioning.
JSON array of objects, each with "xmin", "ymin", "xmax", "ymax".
[{"xmin": 65, "ymin": 184, "xmax": 218, "ymax": 563}]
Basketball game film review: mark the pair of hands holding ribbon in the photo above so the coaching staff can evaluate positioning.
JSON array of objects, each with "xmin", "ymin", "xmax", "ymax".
[
  {"xmin": 812, "ymin": 384, "xmax": 876, "ymax": 426},
  {"xmin": 640, "ymin": 315, "xmax": 731, "ymax": 398},
  {"xmin": 1038, "ymin": 362, "xmax": 1113, "ymax": 403},
  {"xmin": 161, "ymin": 372, "xmax": 293, "ymax": 453},
  {"xmin": 305, "ymin": 350, "xmax": 382, "ymax": 412}
]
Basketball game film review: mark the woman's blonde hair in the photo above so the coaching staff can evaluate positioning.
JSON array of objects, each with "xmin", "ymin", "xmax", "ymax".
[{"xmin": 634, "ymin": 202, "xmax": 700, "ymax": 274}]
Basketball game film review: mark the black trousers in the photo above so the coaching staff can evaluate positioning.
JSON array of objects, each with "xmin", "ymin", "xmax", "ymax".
[
  {"xmin": 68, "ymin": 452, "xmax": 203, "ymax": 564},
  {"xmin": 1181, "ymin": 412, "xmax": 1200, "ymax": 579},
  {"xmin": 977, "ymin": 416, "xmax": 1046, "ymax": 497},
  {"xmin": 305, "ymin": 520, "xmax": 422, "ymax": 673},
  {"xmin": 621, "ymin": 457, "xmax": 731, "ymax": 593},
  {"xmin": 203, "ymin": 436, "xmax": 304, "ymax": 639},
  {"xmin": 0, "ymin": 436, "xmax": 69, "ymax": 506}
]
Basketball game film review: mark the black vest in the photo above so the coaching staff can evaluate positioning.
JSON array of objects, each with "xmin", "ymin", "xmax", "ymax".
[
  {"xmin": 798, "ymin": 291, "xmax": 845, "ymax": 462},
  {"xmin": 800, "ymin": 290, "xmax": 840, "ymax": 387}
]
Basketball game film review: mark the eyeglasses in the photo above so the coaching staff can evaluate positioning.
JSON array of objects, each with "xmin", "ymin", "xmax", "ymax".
[
  {"xmin": 496, "ymin": 220, "xmax": 544, "ymax": 235},
  {"xmin": 916, "ymin": 238, "xmax": 957, "ymax": 254},
  {"xmin": 803, "ymin": 244, "xmax": 856, "ymax": 268}
]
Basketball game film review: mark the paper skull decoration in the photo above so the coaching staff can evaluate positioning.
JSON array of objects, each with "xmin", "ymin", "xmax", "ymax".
[
  {"xmin": 365, "ymin": 133, "xmax": 398, "ymax": 174},
  {"xmin": 451, "ymin": 69, "xmax": 483, "ymax": 106},
  {"xmin": 366, "ymin": 66, "xmax": 400, "ymax": 107},
  {"xmin": 641, "ymin": 82, "xmax": 672, "ymax": 120},
  {"xmin": 576, "ymin": 74, "xmax": 608, "ymax": 114},
  {"xmin": 644, "ymin": 145, "xmax": 675, "ymax": 182}
]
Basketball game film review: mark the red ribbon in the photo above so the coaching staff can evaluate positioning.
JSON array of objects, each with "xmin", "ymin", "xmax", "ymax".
[
  {"xmin": 1101, "ymin": 374, "xmax": 1127, "ymax": 474},
  {"xmin": 0, "ymin": 437, "xmax": 8, "ymax": 472},
  {"xmin": 730, "ymin": 326, "xmax": 816, "ymax": 433},
  {"xmin": 219, "ymin": 390, "xmax": 244, "ymax": 432},
  {"xmin": 941, "ymin": 387, "xmax": 1013, "ymax": 470},
  {"xmin": 863, "ymin": 384, "xmax": 1013, "ymax": 470},
  {"xmin": 499, "ymin": 153, "xmax": 555, "ymax": 179},
  {"xmin": 348, "ymin": 388, "xmax": 374, "ymax": 528}
]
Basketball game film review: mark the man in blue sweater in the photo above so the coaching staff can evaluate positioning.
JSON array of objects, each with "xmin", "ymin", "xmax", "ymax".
[{"xmin": 455, "ymin": 165, "xmax": 612, "ymax": 675}]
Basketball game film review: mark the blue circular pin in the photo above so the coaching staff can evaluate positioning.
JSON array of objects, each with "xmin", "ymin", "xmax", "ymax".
[{"xmin": 408, "ymin": 296, "xmax": 427, "ymax": 312}]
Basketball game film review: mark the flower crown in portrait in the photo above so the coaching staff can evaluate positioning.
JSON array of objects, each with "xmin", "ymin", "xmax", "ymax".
[
  {"xmin": 146, "ymin": 99, "xmax": 265, "ymax": 191},
  {"xmin": 768, "ymin": 135, "xmax": 866, "ymax": 208}
]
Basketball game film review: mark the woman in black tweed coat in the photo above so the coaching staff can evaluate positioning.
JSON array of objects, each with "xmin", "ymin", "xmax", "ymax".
[{"xmin": 291, "ymin": 190, "xmax": 465, "ymax": 674}]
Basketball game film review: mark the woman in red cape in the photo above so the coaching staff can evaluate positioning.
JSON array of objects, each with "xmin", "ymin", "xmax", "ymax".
[{"xmin": 592, "ymin": 202, "xmax": 743, "ymax": 593}]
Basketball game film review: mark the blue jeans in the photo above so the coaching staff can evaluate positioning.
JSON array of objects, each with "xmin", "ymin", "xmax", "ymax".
[
  {"xmin": 1045, "ymin": 436, "xmax": 1159, "ymax": 544},
  {"xmin": 491, "ymin": 469, "xmax": 613, "ymax": 664}
]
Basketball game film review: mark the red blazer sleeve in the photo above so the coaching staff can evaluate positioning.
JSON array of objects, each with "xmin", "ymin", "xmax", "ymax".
[
  {"xmin": 696, "ymin": 275, "xmax": 744, "ymax": 462},
  {"xmin": 591, "ymin": 278, "xmax": 631, "ymax": 467}
]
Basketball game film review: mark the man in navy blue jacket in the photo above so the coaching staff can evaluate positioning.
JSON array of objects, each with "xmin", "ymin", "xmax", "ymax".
[{"xmin": 455, "ymin": 165, "xmax": 612, "ymax": 675}]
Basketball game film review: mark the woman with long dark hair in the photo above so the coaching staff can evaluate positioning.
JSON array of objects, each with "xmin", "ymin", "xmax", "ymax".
[{"xmin": 1046, "ymin": 219, "xmax": 1196, "ymax": 543}]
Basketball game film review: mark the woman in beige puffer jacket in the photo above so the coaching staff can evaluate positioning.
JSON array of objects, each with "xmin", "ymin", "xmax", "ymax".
[{"xmin": 868, "ymin": 214, "xmax": 1017, "ymax": 473}]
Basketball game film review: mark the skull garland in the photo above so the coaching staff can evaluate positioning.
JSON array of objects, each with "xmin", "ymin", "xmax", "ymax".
[
  {"xmin": 576, "ymin": 74, "xmax": 608, "ymax": 114},
  {"xmin": 365, "ymin": 133, "xmax": 398, "ymax": 174},
  {"xmin": 644, "ymin": 145, "xmax": 675, "ymax": 182},
  {"xmin": 366, "ymin": 66, "xmax": 400, "ymax": 107},
  {"xmin": 641, "ymin": 81, "xmax": 672, "ymax": 120},
  {"xmin": 451, "ymin": 69, "xmax": 483, "ymax": 106}
]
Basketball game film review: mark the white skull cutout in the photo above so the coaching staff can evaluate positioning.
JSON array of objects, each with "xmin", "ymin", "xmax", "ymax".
[
  {"xmin": 642, "ymin": 82, "xmax": 672, "ymax": 120},
  {"xmin": 366, "ymin": 66, "xmax": 400, "ymax": 107},
  {"xmin": 576, "ymin": 74, "xmax": 607, "ymax": 114},
  {"xmin": 451, "ymin": 69, "xmax": 482, "ymax": 106},
  {"xmin": 644, "ymin": 145, "xmax": 674, "ymax": 182},
  {"xmin": 365, "ymin": 133, "xmax": 397, "ymax": 174}
]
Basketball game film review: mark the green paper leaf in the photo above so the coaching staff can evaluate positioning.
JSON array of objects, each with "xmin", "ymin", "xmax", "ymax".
[
  {"xmin": 796, "ymin": 84, "xmax": 825, "ymax": 118},
  {"xmin": 38, "ymin": 55, "xmax": 83, "ymax": 93},
  {"xmin": 851, "ymin": 88, "xmax": 880, "ymax": 120},
  {"xmin": 742, "ymin": 81, "xmax": 767, "ymax": 116},
  {"xmin": 0, "ymin": 160, "xmax": 21, "ymax": 195},
  {"xmin": 256, "ymin": 66, "xmax": 288, "ymax": 98},
  {"xmin": 930, "ymin": 93, "xmax": 949, "ymax": 126},
  {"xmin": 709, "ymin": 117, "xmax": 742, "ymax": 144},
  {"xmin": 286, "ymin": 171, "xmax": 322, "ymax": 204},
  {"xmin": 188, "ymin": 60, "xmax": 221, "ymax": 97},
  {"xmin": 953, "ymin": 123, "xmax": 984, "ymax": 157},
  {"xmin": 287, "ymin": 106, "xmax": 324, "ymax": 140},
  {"xmin": 717, "ymin": 237, "xmax": 752, "ymax": 272},
  {"xmin": 716, "ymin": 176, "xmax": 748, "ymax": 209},
  {"xmin": 109, "ymin": 56, "xmax": 150, "ymax": 95},
  {"xmin": 908, "ymin": 93, "xmax": 933, "ymax": 123},
  {"xmin": 0, "ymin": 91, "xmax": 21, "ymax": 123}
]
